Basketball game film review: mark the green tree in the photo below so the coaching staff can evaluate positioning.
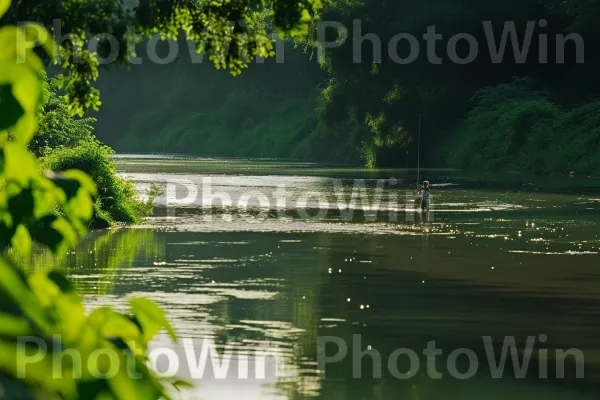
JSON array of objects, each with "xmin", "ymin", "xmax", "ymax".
[
  {"xmin": 2, "ymin": 0, "xmax": 324, "ymax": 115},
  {"xmin": 307, "ymin": 0, "xmax": 596, "ymax": 167},
  {"xmin": 447, "ymin": 78, "xmax": 600, "ymax": 175},
  {"xmin": 29, "ymin": 78, "xmax": 97, "ymax": 158},
  {"xmin": 0, "ymin": 0, "xmax": 322, "ymax": 397}
]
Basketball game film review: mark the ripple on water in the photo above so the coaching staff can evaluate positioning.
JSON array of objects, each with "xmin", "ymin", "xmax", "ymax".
[{"xmin": 61, "ymin": 159, "xmax": 600, "ymax": 399}]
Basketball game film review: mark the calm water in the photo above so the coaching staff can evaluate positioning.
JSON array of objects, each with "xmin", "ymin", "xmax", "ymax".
[{"xmin": 39, "ymin": 155, "xmax": 600, "ymax": 399}]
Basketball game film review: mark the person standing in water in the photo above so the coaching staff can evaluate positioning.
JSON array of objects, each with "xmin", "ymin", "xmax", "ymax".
[{"xmin": 420, "ymin": 181, "xmax": 430, "ymax": 216}]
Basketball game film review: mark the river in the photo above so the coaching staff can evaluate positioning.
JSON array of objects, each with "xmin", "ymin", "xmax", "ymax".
[{"xmin": 37, "ymin": 155, "xmax": 600, "ymax": 399}]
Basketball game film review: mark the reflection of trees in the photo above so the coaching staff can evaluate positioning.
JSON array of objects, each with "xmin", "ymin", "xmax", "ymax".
[
  {"xmin": 29, "ymin": 228, "xmax": 165, "ymax": 295},
  {"xmin": 269, "ymin": 234, "xmax": 328, "ymax": 399},
  {"xmin": 23, "ymin": 227, "xmax": 599, "ymax": 399},
  {"xmin": 283, "ymin": 232, "xmax": 600, "ymax": 399}
]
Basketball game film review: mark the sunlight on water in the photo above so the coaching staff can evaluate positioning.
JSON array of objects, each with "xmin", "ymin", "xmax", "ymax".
[{"xmin": 31, "ymin": 156, "xmax": 600, "ymax": 400}]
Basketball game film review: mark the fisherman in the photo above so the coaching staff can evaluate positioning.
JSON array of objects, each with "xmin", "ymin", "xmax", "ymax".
[{"xmin": 419, "ymin": 180, "xmax": 430, "ymax": 214}]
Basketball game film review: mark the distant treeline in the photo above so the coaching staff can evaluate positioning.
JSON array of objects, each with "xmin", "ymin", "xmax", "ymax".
[
  {"xmin": 93, "ymin": 0, "xmax": 600, "ymax": 174},
  {"xmin": 93, "ymin": 42, "xmax": 342, "ymax": 161}
]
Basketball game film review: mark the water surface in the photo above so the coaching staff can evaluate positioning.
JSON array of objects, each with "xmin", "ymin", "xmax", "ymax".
[{"xmin": 43, "ymin": 155, "xmax": 600, "ymax": 399}]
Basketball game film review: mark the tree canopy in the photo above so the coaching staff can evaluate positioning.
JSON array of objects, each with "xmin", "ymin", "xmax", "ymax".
[
  {"xmin": 2, "ymin": 0, "xmax": 323, "ymax": 115},
  {"xmin": 0, "ymin": 0, "xmax": 321, "ymax": 398}
]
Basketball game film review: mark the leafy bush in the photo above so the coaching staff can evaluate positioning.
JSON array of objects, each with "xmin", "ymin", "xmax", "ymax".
[
  {"xmin": 41, "ymin": 141, "xmax": 154, "ymax": 227},
  {"xmin": 447, "ymin": 79, "xmax": 600, "ymax": 175},
  {"xmin": 28, "ymin": 78, "xmax": 157, "ymax": 227}
]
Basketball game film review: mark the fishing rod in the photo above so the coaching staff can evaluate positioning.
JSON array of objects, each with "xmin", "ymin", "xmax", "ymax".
[{"xmin": 416, "ymin": 113, "xmax": 422, "ymax": 188}]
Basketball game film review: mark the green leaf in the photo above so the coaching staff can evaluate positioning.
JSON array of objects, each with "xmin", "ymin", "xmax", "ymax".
[
  {"xmin": 7, "ymin": 187, "xmax": 35, "ymax": 225},
  {"xmin": 0, "ymin": 221, "xmax": 15, "ymax": 252},
  {"xmin": 45, "ymin": 171, "xmax": 96, "ymax": 232},
  {"xmin": 28, "ymin": 215, "xmax": 66, "ymax": 253},
  {"xmin": 50, "ymin": 176, "xmax": 81, "ymax": 200},
  {"xmin": 0, "ymin": 258, "xmax": 50, "ymax": 332},
  {"xmin": 108, "ymin": 365, "xmax": 162, "ymax": 400},
  {"xmin": 30, "ymin": 176, "xmax": 61, "ymax": 219},
  {"xmin": 0, "ymin": 339, "xmax": 75, "ymax": 395},
  {"xmin": 3, "ymin": 143, "xmax": 37, "ymax": 187},
  {"xmin": 0, "ymin": 58, "xmax": 44, "ymax": 143},
  {"xmin": 28, "ymin": 271, "xmax": 60, "ymax": 309},
  {"xmin": 54, "ymin": 292, "xmax": 85, "ymax": 343},
  {"xmin": 11, "ymin": 224, "xmax": 31, "ymax": 261},
  {"xmin": 88, "ymin": 307, "xmax": 141, "ymax": 343},
  {"xmin": 3, "ymin": 57, "xmax": 44, "ymax": 113},
  {"xmin": 171, "ymin": 379, "xmax": 194, "ymax": 391},
  {"xmin": 28, "ymin": 213, "xmax": 82, "ymax": 254},
  {"xmin": 47, "ymin": 270, "xmax": 75, "ymax": 293},
  {"xmin": 0, "ymin": 0, "xmax": 10, "ymax": 19},
  {"xmin": 21, "ymin": 23, "xmax": 57, "ymax": 62},
  {"xmin": 130, "ymin": 298, "xmax": 177, "ymax": 343},
  {"xmin": 0, "ymin": 313, "xmax": 32, "ymax": 336},
  {"xmin": 77, "ymin": 380, "xmax": 112, "ymax": 400},
  {"xmin": 62, "ymin": 169, "xmax": 98, "ymax": 197},
  {"xmin": 94, "ymin": 392, "xmax": 117, "ymax": 400},
  {"xmin": 0, "ymin": 84, "xmax": 25, "ymax": 131},
  {"xmin": 50, "ymin": 216, "xmax": 78, "ymax": 253},
  {"xmin": 103, "ymin": 317, "xmax": 141, "ymax": 343},
  {"xmin": 69, "ymin": 190, "xmax": 94, "ymax": 225}
]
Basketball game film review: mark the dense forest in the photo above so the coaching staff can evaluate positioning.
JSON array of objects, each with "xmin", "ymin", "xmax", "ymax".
[{"xmin": 85, "ymin": 0, "xmax": 600, "ymax": 174}]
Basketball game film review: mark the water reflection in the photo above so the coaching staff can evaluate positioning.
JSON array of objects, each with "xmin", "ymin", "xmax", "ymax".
[
  {"xmin": 30, "ymin": 228, "xmax": 165, "ymax": 294},
  {"xmin": 72, "ymin": 230, "xmax": 600, "ymax": 399},
  {"xmin": 50, "ymin": 157, "xmax": 600, "ymax": 399}
]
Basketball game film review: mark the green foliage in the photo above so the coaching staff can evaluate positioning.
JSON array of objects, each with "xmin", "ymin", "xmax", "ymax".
[
  {"xmin": 3, "ymin": 0, "xmax": 323, "ymax": 116},
  {"xmin": 0, "ymin": 2, "xmax": 181, "ymax": 398},
  {"xmin": 120, "ymin": 94, "xmax": 319, "ymax": 158},
  {"xmin": 26, "ymin": 78, "xmax": 157, "ymax": 227},
  {"xmin": 300, "ymin": 118, "xmax": 370, "ymax": 164},
  {"xmin": 541, "ymin": 0, "xmax": 600, "ymax": 32},
  {"xmin": 300, "ymin": 0, "xmax": 600, "ymax": 167},
  {"xmin": 0, "ymin": 258, "xmax": 180, "ymax": 400},
  {"xmin": 447, "ymin": 79, "xmax": 600, "ymax": 175},
  {"xmin": 1, "ymin": 0, "xmax": 331, "ymax": 397},
  {"xmin": 466, "ymin": 78, "xmax": 550, "ymax": 109},
  {"xmin": 41, "ymin": 141, "xmax": 155, "ymax": 227},
  {"xmin": 29, "ymin": 79, "xmax": 97, "ymax": 158},
  {"xmin": 360, "ymin": 141, "xmax": 377, "ymax": 169},
  {"xmin": 0, "ymin": 18, "xmax": 94, "ymax": 258}
]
